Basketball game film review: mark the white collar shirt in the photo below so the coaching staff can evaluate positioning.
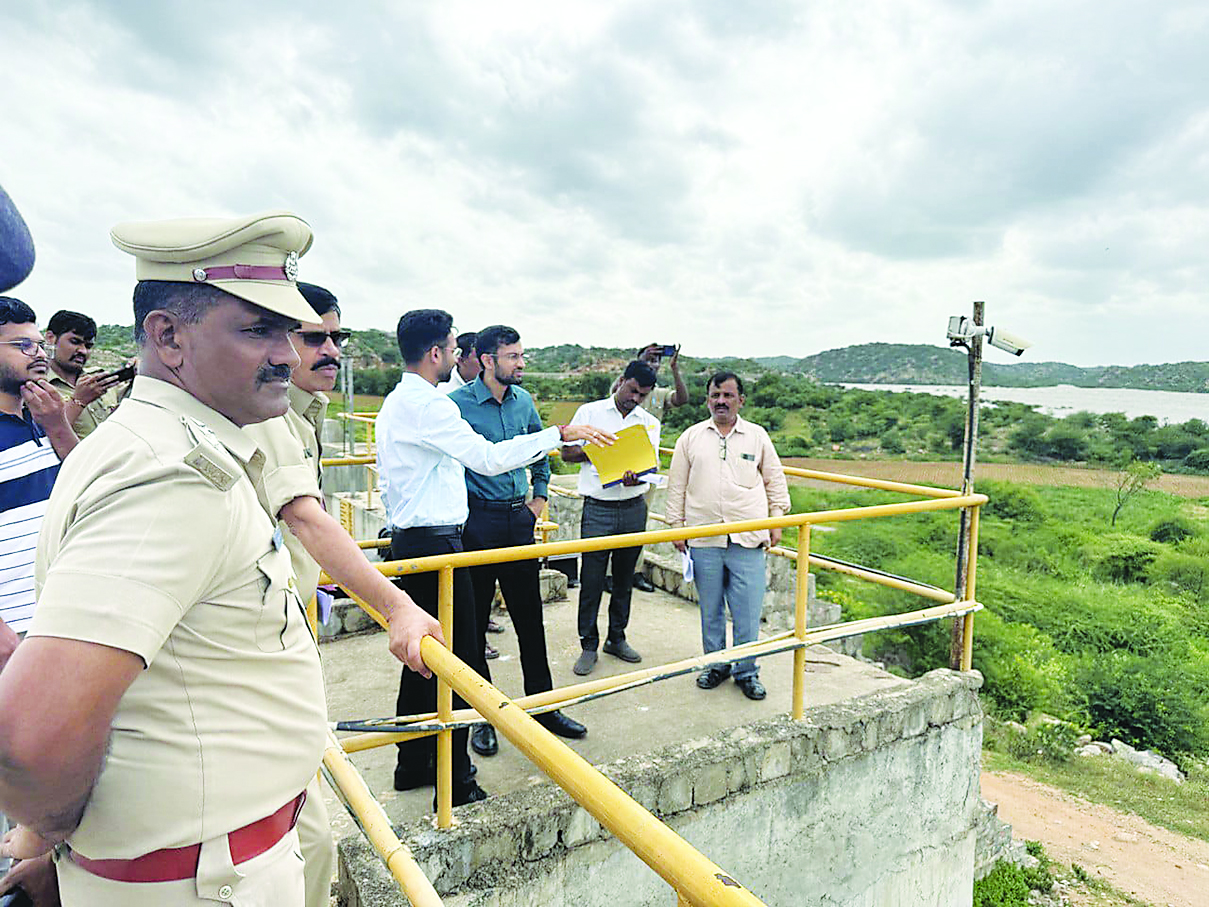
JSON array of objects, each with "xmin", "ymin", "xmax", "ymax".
[
  {"xmin": 569, "ymin": 396, "xmax": 661, "ymax": 501},
  {"xmin": 377, "ymin": 372, "xmax": 562, "ymax": 528},
  {"xmin": 435, "ymin": 369, "xmax": 467, "ymax": 395}
]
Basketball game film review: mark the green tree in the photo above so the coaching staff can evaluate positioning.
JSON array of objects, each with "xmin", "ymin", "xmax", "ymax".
[{"xmin": 1110, "ymin": 460, "xmax": 1162, "ymax": 526}]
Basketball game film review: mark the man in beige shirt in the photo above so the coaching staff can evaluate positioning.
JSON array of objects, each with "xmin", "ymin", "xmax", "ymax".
[
  {"xmin": 244, "ymin": 281, "xmax": 436, "ymax": 907},
  {"xmin": 665, "ymin": 371, "xmax": 789, "ymax": 701},
  {"xmin": 44, "ymin": 309, "xmax": 128, "ymax": 439},
  {"xmin": 0, "ymin": 212, "xmax": 439, "ymax": 906}
]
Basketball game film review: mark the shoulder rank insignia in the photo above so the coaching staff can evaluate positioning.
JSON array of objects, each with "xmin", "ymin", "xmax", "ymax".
[{"xmin": 184, "ymin": 444, "xmax": 238, "ymax": 491}]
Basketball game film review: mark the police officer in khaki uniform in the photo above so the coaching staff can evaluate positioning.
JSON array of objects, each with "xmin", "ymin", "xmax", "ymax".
[
  {"xmin": 0, "ymin": 212, "xmax": 439, "ymax": 906},
  {"xmin": 244, "ymin": 282, "xmax": 434, "ymax": 907},
  {"xmin": 43, "ymin": 310, "xmax": 129, "ymax": 439}
]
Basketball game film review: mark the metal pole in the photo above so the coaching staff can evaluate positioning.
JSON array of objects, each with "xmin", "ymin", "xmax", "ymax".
[
  {"xmin": 436, "ymin": 565, "xmax": 454, "ymax": 827},
  {"xmin": 960, "ymin": 505, "xmax": 980, "ymax": 672},
  {"xmin": 341, "ymin": 352, "xmax": 354, "ymax": 455},
  {"xmin": 950, "ymin": 301, "xmax": 983, "ymax": 669},
  {"xmin": 792, "ymin": 525, "xmax": 810, "ymax": 720}
]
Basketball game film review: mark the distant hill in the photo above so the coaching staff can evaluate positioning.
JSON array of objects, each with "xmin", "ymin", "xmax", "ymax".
[
  {"xmin": 772, "ymin": 343, "xmax": 1209, "ymax": 393},
  {"xmin": 91, "ymin": 327, "xmax": 1209, "ymax": 394}
]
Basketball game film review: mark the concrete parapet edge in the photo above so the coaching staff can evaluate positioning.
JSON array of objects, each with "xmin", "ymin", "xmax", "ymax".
[{"xmin": 337, "ymin": 668, "xmax": 986, "ymax": 905}]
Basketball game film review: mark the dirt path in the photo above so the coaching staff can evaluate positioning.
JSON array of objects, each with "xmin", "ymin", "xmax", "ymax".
[
  {"xmin": 783, "ymin": 458, "xmax": 1209, "ymax": 498},
  {"xmin": 981, "ymin": 771, "xmax": 1209, "ymax": 906}
]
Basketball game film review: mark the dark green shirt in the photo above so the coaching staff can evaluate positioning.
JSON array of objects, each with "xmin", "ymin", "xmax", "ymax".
[{"xmin": 449, "ymin": 378, "xmax": 550, "ymax": 502}]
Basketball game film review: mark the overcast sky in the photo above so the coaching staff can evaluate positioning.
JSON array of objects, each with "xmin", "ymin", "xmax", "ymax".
[{"xmin": 2, "ymin": 1, "xmax": 1207, "ymax": 367}]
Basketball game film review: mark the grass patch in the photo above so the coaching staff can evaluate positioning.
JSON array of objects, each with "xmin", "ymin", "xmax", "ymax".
[{"xmin": 983, "ymin": 750, "xmax": 1209, "ymax": 844}]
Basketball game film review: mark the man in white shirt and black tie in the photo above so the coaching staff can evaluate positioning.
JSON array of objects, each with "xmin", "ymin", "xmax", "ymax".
[{"xmin": 376, "ymin": 309, "xmax": 610, "ymax": 805}]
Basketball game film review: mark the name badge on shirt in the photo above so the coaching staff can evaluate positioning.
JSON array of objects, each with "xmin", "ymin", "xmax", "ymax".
[
  {"xmin": 273, "ymin": 526, "xmax": 285, "ymax": 551},
  {"xmin": 740, "ymin": 452, "xmax": 756, "ymax": 461}
]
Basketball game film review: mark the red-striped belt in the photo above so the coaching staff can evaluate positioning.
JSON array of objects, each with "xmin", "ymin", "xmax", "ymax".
[{"xmin": 69, "ymin": 791, "xmax": 306, "ymax": 883}]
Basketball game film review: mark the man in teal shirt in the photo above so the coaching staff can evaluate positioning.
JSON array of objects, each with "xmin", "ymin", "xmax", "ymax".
[{"xmin": 450, "ymin": 324, "xmax": 587, "ymax": 757}]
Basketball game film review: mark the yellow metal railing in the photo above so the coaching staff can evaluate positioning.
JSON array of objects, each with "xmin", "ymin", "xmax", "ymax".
[{"xmin": 317, "ymin": 434, "xmax": 987, "ymax": 905}]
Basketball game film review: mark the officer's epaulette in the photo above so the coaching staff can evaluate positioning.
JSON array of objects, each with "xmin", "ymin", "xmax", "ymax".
[
  {"xmin": 184, "ymin": 444, "xmax": 238, "ymax": 491},
  {"xmin": 180, "ymin": 415, "xmax": 238, "ymax": 491}
]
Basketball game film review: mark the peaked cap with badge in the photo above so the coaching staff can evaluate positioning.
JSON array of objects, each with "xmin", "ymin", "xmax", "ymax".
[{"xmin": 110, "ymin": 210, "xmax": 316, "ymax": 324}]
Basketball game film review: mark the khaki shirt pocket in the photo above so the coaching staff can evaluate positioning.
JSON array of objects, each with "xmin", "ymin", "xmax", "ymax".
[
  {"xmin": 255, "ymin": 546, "xmax": 302, "ymax": 652},
  {"xmin": 729, "ymin": 453, "xmax": 761, "ymax": 489}
]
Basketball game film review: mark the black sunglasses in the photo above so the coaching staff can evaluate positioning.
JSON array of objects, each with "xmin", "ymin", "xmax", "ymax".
[{"xmin": 295, "ymin": 330, "xmax": 351, "ymax": 349}]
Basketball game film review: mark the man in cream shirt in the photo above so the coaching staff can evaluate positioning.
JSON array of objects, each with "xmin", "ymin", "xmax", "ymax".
[{"xmin": 666, "ymin": 371, "xmax": 790, "ymax": 702}]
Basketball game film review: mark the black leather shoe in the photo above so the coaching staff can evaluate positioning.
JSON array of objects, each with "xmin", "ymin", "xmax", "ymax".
[
  {"xmin": 735, "ymin": 676, "xmax": 767, "ymax": 701},
  {"xmin": 696, "ymin": 665, "xmax": 732, "ymax": 690},
  {"xmin": 434, "ymin": 780, "xmax": 490, "ymax": 811},
  {"xmin": 471, "ymin": 723, "xmax": 498, "ymax": 756},
  {"xmin": 632, "ymin": 573, "xmax": 655, "ymax": 592},
  {"xmin": 393, "ymin": 764, "xmax": 433, "ymax": 791},
  {"xmin": 538, "ymin": 710, "xmax": 587, "ymax": 739}
]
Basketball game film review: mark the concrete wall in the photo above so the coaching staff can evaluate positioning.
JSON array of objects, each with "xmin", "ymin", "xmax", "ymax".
[{"xmin": 338, "ymin": 669, "xmax": 984, "ymax": 907}]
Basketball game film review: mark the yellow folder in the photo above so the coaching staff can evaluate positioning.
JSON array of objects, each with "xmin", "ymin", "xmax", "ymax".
[{"xmin": 586, "ymin": 424, "xmax": 658, "ymax": 487}]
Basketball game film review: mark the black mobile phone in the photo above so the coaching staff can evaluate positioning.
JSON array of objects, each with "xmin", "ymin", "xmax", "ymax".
[
  {"xmin": 0, "ymin": 887, "xmax": 34, "ymax": 907},
  {"xmin": 660, "ymin": 344, "xmax": 677, "ymax": 357},
  {"xmin": 114, "ymin": 363, "xmax": 136, "ymax": 382}
]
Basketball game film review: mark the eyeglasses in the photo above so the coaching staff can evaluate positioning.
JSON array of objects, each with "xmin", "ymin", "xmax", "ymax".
[
  {"xmin": 719, "ymin": 436, "xmax": 728, "ymax": 460},
  {"xmin": 294, "ymin": 330, "xmax": 351, "ymax": 349},
  {"xmin": 0, "ymin": 339, "xmax": 52, "ymax": 358}
]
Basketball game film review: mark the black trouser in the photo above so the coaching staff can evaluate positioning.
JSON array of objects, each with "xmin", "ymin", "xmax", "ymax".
[
  {"xmin": 463, "ymin": 498, "xmax": 555, "ymax": 696},
  {"xmin": 391, "ymin": 527, "xmax": 484, "ymax": 788},
  {"xmin": 578, "ymin": 496, "xmax": 647, "ymax": 651}
]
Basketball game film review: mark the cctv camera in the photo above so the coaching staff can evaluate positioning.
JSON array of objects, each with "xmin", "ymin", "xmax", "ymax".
[{"xmin": 985, "ymin": 327, "xmax": 1031, "ymax": 357}]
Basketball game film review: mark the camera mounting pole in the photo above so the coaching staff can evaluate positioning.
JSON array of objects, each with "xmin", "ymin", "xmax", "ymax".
[{"xmin": 949, "ymin": 300, "xmax": 983, "ymax": 669}]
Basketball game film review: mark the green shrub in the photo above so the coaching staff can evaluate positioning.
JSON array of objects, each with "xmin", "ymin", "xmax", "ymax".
[
  {"xmin": 980, "ymin": 480, "xmax": 1047, "ymax": 523},
  {"xmin": 880, "ymin": 427, "xmax": 905, "ymax": 454},
  {"xmin": 1074, "ymin": 650, "xmax": 1209, "ymax": 761},
  {"xmin": 1086, "ymin": 534, "xmax": 1162, "ymax": 583},
  {"xmin": 1022, "ymin": 842, "xmax": 1054, "ymax": 892},
  {"xmin": 1025, "ymin": 718, "xmax": 1079, "ymax": 763},
  {"xmin": 973, "ymin": 861, "xmax": 1029, "ymax": 907},
  {"xmin": 1184, "ymin": 448, "xmax": 1209, "ymax": 470},
  {"xmin": 1149, "ymin": 515, "xmax": 1197, "ymax": 544},
  {"xmin": 1150, "ymin": 550, "xmax": 1209, "ymax": 599},
  {"xmin": 974, "ymin": 613, "xmax": 1067, "ymax": 720}
]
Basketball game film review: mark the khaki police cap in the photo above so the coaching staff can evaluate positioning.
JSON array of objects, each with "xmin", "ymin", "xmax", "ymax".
[{"xmin": 110, "ymin": 211, "xmax": 315, "ymax": 324}]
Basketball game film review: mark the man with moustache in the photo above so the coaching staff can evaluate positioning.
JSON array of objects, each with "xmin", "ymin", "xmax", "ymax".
[
  {"xmin": 450, "ymin": 325, "xmax": 588, "ymax": 758},
  {"xmin": 562, "ymin": 360, "xmax": 660, "ymax": 676},
  {"xmin": 377, "ymin": 309, "xmax": 609, "ymax": 803},
  {"xmin": 666, "ymin": 371, "xmax": 790, "ymax": 702},
  {"xmin": 243, "ymin": 281, "xmax": 435, "ymax": 907},
  {"xmin": 0, "ymin": 212, "xmax": 439, "ymax": 906},
  {"xmin": 44, "ymin": 310, "xmax": 128, "ymax": 439}
]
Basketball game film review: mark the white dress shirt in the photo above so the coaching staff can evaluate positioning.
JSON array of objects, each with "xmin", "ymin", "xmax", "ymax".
[
  {"xmin": 569, "ymin": 396, "xmax": 660, "ymax": 501},
  {"xmin": 435, "ymin": 368, "xmax": 467, "ymax": 395},
  {"xmin": 377, "ymin": 372, "xmax": 562, "ymax": 528}
]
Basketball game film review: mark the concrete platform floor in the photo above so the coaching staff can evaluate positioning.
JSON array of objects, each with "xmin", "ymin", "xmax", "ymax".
[{"xmin": 318, "ymin": 583, "xmax": 908, "ymax": 839}]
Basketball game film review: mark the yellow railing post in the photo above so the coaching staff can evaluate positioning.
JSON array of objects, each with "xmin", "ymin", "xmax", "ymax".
[
  {"xmin": 436, "ymin": 565, "xmax": 454, "ymax": 828},
  {"xmin": 792, "ymin": 523, "xmax": 810, "ymax": 721},
  {"xmin": 322, "ymin": 731, "xmax": 444, "ymax": 907},
  {"xmin": 960, "ymin": 505, "xmax": 980, "ymax": 672}
]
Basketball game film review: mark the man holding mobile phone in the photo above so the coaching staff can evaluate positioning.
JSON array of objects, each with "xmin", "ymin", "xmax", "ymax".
[{"xmin": 44, "ymin": 311, "xmax": 130, "ymax": 439}]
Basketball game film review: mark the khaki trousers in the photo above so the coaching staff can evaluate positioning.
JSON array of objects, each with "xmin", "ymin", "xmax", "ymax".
[
  {"xmin": 57, "ymin": 828, "xmax": 306, "ymax": 906},
  {"xmin": 297, "ymin": 777, "xmax": 335, "ymax": 907}
]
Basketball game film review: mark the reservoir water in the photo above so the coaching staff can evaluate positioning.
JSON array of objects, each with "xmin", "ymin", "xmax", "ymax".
[{"xmin": 841, "ymin": 384, "xmax": 1209, "ymax": 425}]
